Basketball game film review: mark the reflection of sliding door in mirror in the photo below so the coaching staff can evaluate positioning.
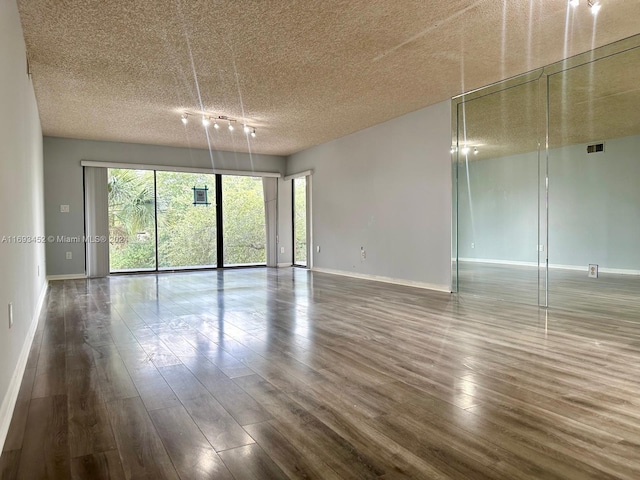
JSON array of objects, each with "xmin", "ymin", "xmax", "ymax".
[
  {"xmin": 108, "ymin": 168, "xmax": 157, "ymax": 272},
  {"xmin": 156, "ymin": 171, "xmax": 217, "ymax": 270},
  {"xmin": 548, "ymin": 44, "xmax": 640, "ymax": 316},
  {"xmin": 455, "ymin": 78, "xmax": 545, "ymax": 305},
  {"xmin": 222, "ymin": 176, "xmax": 266, "ymax": 266},
  {"xmin": 293, "ymin": 176, "xmax": 307, "ymax": 267}
]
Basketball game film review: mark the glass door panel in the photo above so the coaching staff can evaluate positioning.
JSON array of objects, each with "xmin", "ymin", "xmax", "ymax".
[
  {"xmin": 222, "ymin": 176, "xmax": 266, "ymax": 266},
  {"xmin": 156, "ymin": 171, "xmax": 217, "ymax": 269},
  {"xmin": 108, "ymin": 168, "xmax": 157, "ymax": 272},
  {"xmin": 293, "ymin": 176, "xmax": 307, "ymax": 266}
]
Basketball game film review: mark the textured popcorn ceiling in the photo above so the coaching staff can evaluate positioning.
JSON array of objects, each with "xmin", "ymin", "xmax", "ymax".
[{"xmin": 17, "ymin": 0, "xmax": 640, "ymax": 156}]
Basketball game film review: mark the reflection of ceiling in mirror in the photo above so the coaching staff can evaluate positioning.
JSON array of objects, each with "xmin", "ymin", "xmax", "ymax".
[
  {"xmin": 457, "ymin": 47, "xmax": 640, "ymax": 161},
  {"xmin": 457, "ymin": 80, "xmax": 543, "ymax": 161},
  {"xmin": 549, "ymin": 48, "xmax": 640, "ymax": 148}
]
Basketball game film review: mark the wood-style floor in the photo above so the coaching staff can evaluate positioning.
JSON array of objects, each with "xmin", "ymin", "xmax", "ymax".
[{"xmin": 2, "ymin": 267, "xmax": 640, "ymax": 479}]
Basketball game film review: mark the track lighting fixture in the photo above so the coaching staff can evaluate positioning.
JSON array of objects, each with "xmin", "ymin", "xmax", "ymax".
[
  {"xmin": 179, "ymin": 112, "xmax": 257, "ymax": 137},
  {"xmin": 573, "ymin": 0, "xmax": 601, "ymax": 14},
  {"xmin": 458, "ymin": 146, "xmax": 480, "ymax": 156}
]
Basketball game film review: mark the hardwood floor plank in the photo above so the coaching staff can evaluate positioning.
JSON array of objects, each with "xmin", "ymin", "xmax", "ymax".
[
  {"xmin": 181, "ymin": 394, "xmax": 255, "ymax": 452},
  {"xmin": 157, "ymin": 364, "xmax": 209, "ymax": 402},
  {"xmin": 244, "ymin": 421, "xmax": 342, "ymax": 480},
  {"xmin": 149, "ymin": 405, "xmax": 234, "ymax": 479},
  {"xmin": 32, "ymin": 343, "xmax": 67, "ymax": 398},
  {"xmin": 70, "ymin": 450, "xmax": 126, "ymax": 480},
  {"xmin": 184, "ymin": 361, "xmax": 271, "ymax": 426},
  {"xmin": 0, "ymin": 449, "xmax": 21, "ymax": 480},
  {"xmin": 127, "ymin": 366, "xmax": 182, "ymax": 412},
  {"xmin": 218, "ymin": 444, "xmax": 288, "ymax": 480},
  {"xmin": 2, "ymin": 367, "xmax": 36, "ymax": 452},
  {"xmin": 68, "ymin": 393, "xmax": 116, "ymax": 458},
  {"xmin": 94, "ymin": 355, "xmax": 139, "ymax": 403},
  {"xmin": 105, "ymin": 396, "xmax": 179, "ymax": 480},
  {"xmin": 17, "ymin": 395, "xmax": 70, "ymax": 479}
]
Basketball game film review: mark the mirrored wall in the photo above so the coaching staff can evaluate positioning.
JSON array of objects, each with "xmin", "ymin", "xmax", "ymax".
[{"xmin": 452, "ymin": 34, "xmax": 640, "ymax": 313}]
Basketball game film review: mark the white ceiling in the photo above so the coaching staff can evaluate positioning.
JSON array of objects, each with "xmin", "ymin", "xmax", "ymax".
[{"xmin": 17, "ymin": 0, "xmax": 640, "ymax": 156}]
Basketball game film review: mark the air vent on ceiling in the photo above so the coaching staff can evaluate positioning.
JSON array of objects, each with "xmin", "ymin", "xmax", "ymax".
[{"xmin": 587, "ymin": 143, "xmax": 604, "ymax": 154}]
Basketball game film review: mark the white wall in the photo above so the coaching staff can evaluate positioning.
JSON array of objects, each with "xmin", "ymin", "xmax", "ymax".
[
  {"xmin": 43, "ymin": 137, "xmax": 287, "ymax": 276},
  {"xmin": 287, "ymin": 100, "xmax": 452, "ymax": 291},
  {"xmin": 0, "ymin": 0, "xmax": 47, "ymax": 450},
  {"xmin": 457, "ymin": 134, "xmax": 640, "ymax": 271}
]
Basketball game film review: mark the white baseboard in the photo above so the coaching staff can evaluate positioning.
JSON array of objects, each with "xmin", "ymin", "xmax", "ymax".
[
  {"xmin": 0, "ymin": 280, "xmax": 48, "ymax": 452},
  {"xmin": 311, "ymin": 267, "xmax": 451, "ymax": 293},
  {"xmin": 277, "ymin": 263, "xmax": 293, "ymax": 268},
  {"xmin": 47, "ymin": 273, "xmax": 86, "ymax": 281},
  {"xmin": 458, "ymin": 258, "xmax": 640, "ymax": 276},
  {"xmin": 459, "ymin": 257, "xmax": 538, "ymax": 267}
]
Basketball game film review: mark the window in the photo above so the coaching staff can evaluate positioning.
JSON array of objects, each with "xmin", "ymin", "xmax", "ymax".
[{"xmin": 107, "ymin": 168, "xmax": 267, "ymax": 273}]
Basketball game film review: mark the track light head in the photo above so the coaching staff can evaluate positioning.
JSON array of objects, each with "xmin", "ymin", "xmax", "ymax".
[
  {"xmin": 181, "ymin": 113, "xmax": 188, "ymax": 125},
  {"xmin": 202, "ymin": 116, "xmax": 210, "ymax": 127}
]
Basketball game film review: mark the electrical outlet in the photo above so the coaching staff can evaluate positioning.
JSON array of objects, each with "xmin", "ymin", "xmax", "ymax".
[
  {"xmin": 471, "ymin": 243, "xmax": 475, "ymax": 249},
  {"xmin": 280, "ymin": 247, "xmax": 285, "ymax": 254},
  {"xmin": 66, "ymin": 252, "xmax": 72, "ymax": 260},
  {"xmin": 60, "ymin": 204, "xmax": 70, "ymax": 213},
  {"xmin": 8, "ymin": 303, "xmax": 13, "ymax": 329},
  {"xmin": 360, "ymin": 247, "xmax": 366, "ymax": 260},
  {"xmin": 538, "ymin": 245, "xmax": 545, "ymax": 252}
]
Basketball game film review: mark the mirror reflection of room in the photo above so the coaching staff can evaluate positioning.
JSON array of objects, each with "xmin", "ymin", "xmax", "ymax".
[
  {"xmin": 547, "ymin": 45, "xmax": 640, "ymax": 316},
  {"xmin": 456, "ymin": 79, "xmax": 544, "ymax": 306},
  {"xmin": 454, "ymin": 38, "xmax": 640, "ymax": 315}
]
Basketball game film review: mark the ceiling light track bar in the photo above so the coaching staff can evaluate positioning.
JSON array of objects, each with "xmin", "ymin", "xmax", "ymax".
[
  {"xmin": 570, "ymin": 0, "xmax": 602, "ymax": 15},
  {"xmin": 180, "ymin": 111, "xmax": 257, "ymax": 137}
]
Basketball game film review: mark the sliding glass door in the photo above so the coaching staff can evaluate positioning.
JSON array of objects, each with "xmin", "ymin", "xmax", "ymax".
[
  {"xmin": 156, "ymin": 171, "xmax": 217, "ymax": 269},
  {"xmin": 108, "ymin": 169, "xmax": 156, "ymax": 272},
  {"xmin": 107, "ymin": 168, "xmax": 267, "ymax": 273},
  {"xmin": 222, "ymin": 175, "xmax": 266, "ymax": 266},
  {"xmin": 293, "ymin": 176, "xmax": 307, "ymax": 267}
]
